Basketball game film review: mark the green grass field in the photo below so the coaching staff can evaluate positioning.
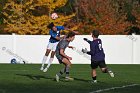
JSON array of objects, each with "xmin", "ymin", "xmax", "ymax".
[{"xmin": 0, "ymin": 64, "xmax": 140, "ymax": 93}]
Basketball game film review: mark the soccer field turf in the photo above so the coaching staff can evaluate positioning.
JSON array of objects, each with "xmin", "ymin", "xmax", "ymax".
[{"xmin": 0, "ymin": 64, "xmax": 140, "ymax": 93}]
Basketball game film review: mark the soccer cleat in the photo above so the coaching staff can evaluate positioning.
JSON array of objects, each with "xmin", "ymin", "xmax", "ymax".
[
  {"xmin": 108, "ymin": 70, "xmax": 114, "ymax": 77},
  {"xmin": 56, "ymin": 74, "xmax": 59, "ymax": 82},
  {"xmin": 43, "ymin": 67, "xmax": 48, "ymax": 72},
  {"xmin": 40, "ymin": 66, "xmax": 44, "ymax": 71},
  {"xmin": 91, "ymin": 80, "xmax": 97, "ymax": 83},
  {"xmin": 65, "ymin": 77, "xmax": 74, "ymax": 81}
]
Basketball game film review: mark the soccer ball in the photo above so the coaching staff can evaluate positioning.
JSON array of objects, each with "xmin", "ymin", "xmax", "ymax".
[{"xmin": 51, "ymin": 13, "xmax": 58, "ymax": 19}]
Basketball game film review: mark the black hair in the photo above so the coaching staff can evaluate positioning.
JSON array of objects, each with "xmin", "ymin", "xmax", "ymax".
[
  {"xmin": 66, "ymin": 32, "xmax": 75, "ymax": 38},
  {"xmin": 47, "ymin": 22, "xmax": 55, "ymax": 29},
  {"xmin": 92, "ymin": 30, "xmax": 100, "ymax": 38}
]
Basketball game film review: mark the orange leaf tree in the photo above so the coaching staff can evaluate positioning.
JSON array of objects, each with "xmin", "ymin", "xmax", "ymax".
[
  {"xmin": 2, "ymin": 0, "xmax": 77, "ymax": 34},
  {"xmin": 76, "ymin": 0, "xmax": 140, "ymax": 34}
]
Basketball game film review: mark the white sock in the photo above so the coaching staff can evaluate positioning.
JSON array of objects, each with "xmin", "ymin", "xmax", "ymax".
[
  {"xmin": 46, "ymin": 58, "xmax": 54, "ymax": 68},
  {"xmin": 41, "ymin": 56, "xmax": 48, "ymax": 67}
]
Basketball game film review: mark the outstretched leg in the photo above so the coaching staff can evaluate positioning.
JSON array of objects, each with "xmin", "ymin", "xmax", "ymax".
[
  {"xmin": 43, "ymin": 51, "xmax": 55, "ymax": 72},
  {"xmin": 40, "ymin": 49, "xmax": 51, "ymax": 70},
  {"xmin": 101, "ymin": 67, "xmax": 114, "ymax": 77}
]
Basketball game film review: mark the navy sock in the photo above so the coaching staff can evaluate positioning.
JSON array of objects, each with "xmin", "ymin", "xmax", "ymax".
[
  {"xmin": 66, "ymin": 66, "xmax": 70, "ymax": 77},
  {"xmin": 92, "ymin": 76, "xmax": 96, "ymax": 80},
  {"xmin": 57, "ymin": 68, "xmax": 65, "ymax": 76}
]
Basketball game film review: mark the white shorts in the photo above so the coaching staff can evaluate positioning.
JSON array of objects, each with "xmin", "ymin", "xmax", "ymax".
[{"xmin": 47, "ymin": 42, "xmax": 59, "ymax": 51}]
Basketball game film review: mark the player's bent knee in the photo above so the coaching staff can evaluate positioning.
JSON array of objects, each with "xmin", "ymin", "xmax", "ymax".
[
  {"xmin": 45, "ymin": 49, "xmax": 51, "ymax": 56},
  {"xmin": 50, "ymin": 51, "xmax": 55, "ymax": 57},
  {"xmin": 67, "ymin": 63, "xmax": 71, "ymax": 67},
  {"xmin": 101, "ymin": 69, "xmax": 108, "ymax": 73},
  {"xmin": 66, "ymin": 62, "xmax": 71, "ymax": 67},
  {"xmin": 62, "ymin": 58, "xmax": 71, "ymax": 66}
]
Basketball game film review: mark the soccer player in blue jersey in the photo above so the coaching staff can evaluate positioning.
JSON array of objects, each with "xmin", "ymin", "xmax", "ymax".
[
  {"xmin": 82, "ymin": 30, "xmax": 114, "ymax": 83},
  {"xmin": 40, "ymin": 22, "xmax": 66, "ymax": 72}
]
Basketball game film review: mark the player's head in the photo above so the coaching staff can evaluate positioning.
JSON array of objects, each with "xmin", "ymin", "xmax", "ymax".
[
  {"xmin": 91, "ymin": 30, "xmax": 100, "ymax": 38},
  {"xmin": 66, "ymin": 32, "xmax": 75, "ymax": 42},
  {"xmin": 52, "ymin": 26, "xmax": 57, "ymax": 31},
  {"xmin": 47, "ymin": 22, "xmax": 57, "ymax": 31}
]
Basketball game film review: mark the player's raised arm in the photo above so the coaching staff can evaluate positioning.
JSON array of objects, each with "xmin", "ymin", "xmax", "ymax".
[
  {"xmin": 64, "ymin": 27, "xmax": 80, "ymax": 35},
  {"xmin": 68, "ymin": 46, "xmax": 75, "ymax": 50},
  {"xmin": 83, "ymin": 38, "xmax": 91, "ymax": 44},
  {"xmin": 55, "ymin": 36, "xmax": 64, "ymax": 40},
  {"xmin": 71, "ymin": 30, "xmax": 79, "ymax": 35}
]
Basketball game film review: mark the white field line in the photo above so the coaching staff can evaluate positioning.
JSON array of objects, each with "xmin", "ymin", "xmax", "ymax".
[{"xmin": 89, "ymin": 84, "xmax": 139, "ymax": 93}]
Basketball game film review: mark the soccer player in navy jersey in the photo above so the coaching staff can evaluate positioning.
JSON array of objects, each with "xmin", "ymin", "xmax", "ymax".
[
  {"xmin": 82, "ymin": 30, "xmax": 114, "ymax": 83},
  {"xmin": 41, "ymin": 22, "xmax": 67, "ymax": 72}
]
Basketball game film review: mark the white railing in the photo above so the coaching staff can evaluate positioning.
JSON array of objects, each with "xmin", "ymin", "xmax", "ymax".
[{"xmin": 0, "ymin": 34, "xmax": 139, "ymax": 64}]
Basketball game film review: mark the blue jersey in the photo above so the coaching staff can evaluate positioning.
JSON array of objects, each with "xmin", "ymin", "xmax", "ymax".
[
  {"xmin": 49, "ymin": 26, "xmax": 64, "ymax": 43},
  {"xmin": 87, "ymin": 39, "xmax": 105, "ymax": 61}
]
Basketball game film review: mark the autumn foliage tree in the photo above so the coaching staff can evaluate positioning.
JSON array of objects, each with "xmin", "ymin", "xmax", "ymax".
[
  {"xmin": 2, "ymin": 0, "xmax": 77, "ymax": 34},
  {"xmin": 1, "ymin": 0, "xmax": 140, "ymax": 35},
  {"xmin": 91, "ymin": 0, "xmax": 131, "ymax": 34},
  {"xmin": 75, "ymin": 0, "xmax": 140, "ymax": 34}
]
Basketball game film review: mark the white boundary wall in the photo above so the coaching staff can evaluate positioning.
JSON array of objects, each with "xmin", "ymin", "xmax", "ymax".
[{"xmin": 0, "ymin": 34, "xmax": 139, "ymax": 64}]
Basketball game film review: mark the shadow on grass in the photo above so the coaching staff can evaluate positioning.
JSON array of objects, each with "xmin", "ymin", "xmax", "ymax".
[
  {"xmin": 16, "ymin": 74, "xmax": 54, "ymax": 80},
  {"xmin": 73, "ymin": 77, "xmax": 106, "ymax": 84},
  {"xmin": 73, "ymin": 77, "xmax": 90, "ymax": 82},
  {"xmin": 59, "ymin": 76, "xmax": 91, "ymax": 83}
]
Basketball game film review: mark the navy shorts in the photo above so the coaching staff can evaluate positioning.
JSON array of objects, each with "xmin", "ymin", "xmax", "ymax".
[
  {"xmin": 91, "ymin": 60, "xmax": 107, "ymax": 69},
  {"xmin": 58, "ymin": 59, "xmax": 63, "ymax": 64}
]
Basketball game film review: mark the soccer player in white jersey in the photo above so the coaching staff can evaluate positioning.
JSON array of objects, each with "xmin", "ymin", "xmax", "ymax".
[{"xmin": 40, "ymin": 22, "xmax": 65, "ymax": 72}]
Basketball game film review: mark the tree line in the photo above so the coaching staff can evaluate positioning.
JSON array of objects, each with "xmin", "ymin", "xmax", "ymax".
[{"xmin": 0, "ymin": 0, "xmax": 140, "ymax": 35}]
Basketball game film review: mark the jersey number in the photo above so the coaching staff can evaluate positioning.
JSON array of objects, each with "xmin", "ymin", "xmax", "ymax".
[{"xmin": 98, "ymin": 44, "xmax": 102, "ymax": 50}]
